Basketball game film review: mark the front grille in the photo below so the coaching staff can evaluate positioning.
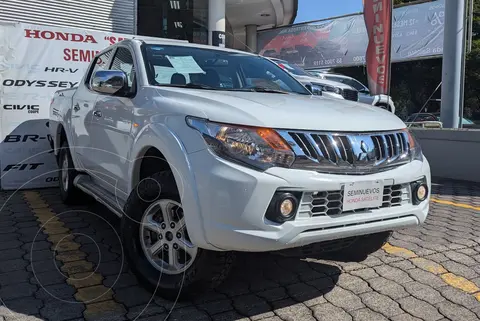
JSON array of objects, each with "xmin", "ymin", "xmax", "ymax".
[
  {"xmin": 278, "ymin": 130, "xmax": 411, "ymax": 174},
  {"xmin": 342, "ymin": 89, "xmax": 359, "ymax": 101},
  {"xmin": 298, "ymin": 184, "xmax": 410, "ymax": 217}
]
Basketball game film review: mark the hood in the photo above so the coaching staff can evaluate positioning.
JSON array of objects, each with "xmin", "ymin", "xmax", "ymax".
[
  {"xmin": 153, "ymin": 87, "xmax": 406, "ymax": 132},
  {"xmin": 294, "ymin": 75, "xmax": 355, "ymax": 90}
]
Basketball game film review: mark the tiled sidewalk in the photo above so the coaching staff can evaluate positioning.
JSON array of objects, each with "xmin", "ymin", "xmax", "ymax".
[{"xmin": 0, "ymin": 179, "xmax": 478, "ymax": 321}]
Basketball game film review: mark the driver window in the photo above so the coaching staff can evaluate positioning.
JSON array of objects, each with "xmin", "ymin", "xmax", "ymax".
[
  {"xmin": 110, "ymin": 47, "xmax": 136, "ymax": 91},
  {"xmin": 86, "ymin": 50, "xmax": 113, "ymax": 86}
]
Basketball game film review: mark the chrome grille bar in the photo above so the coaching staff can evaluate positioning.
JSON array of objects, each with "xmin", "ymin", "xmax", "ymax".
[
  {"xmin": 328, "ymin": 135, "xmax": 342, "ymax": 164},
  {"xmin": 304, "ymin": 134, "xmax": 322, "ymax": 159},
  {"xmin": 279, "ymin": 129, "xmax": 412, "ymax": 175},
  {"xmin": 291, "ymin": 133, "xmax": 312, "ymax": 158},
  {"xmin": 398, "ymin": 132, "xmax": 405, "ymax": 153}
]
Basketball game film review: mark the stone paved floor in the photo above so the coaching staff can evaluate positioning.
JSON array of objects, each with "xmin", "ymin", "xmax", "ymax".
[{"xmin": 0, "ymin": 179, "xmax": 479, "ymax": 321}]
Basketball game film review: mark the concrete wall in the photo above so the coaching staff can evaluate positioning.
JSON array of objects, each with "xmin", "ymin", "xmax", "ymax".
[{"xmin": 412, "ymin": 128, "xmax": 480, "ymax": 183}]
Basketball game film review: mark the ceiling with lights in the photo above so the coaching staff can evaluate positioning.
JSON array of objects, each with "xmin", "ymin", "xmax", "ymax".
[{"xmin": 226, "ymin": 0, "xmax": 297, "ymax": 49}]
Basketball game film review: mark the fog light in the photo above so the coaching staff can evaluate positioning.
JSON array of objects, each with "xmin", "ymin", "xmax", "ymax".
[
  {"xmin": 416, "ymin": 184, "xmax": 427, "ymax": 201},
  {"xmin": 265, "ymin": 192, "xmax": 300, "ymax": 223},
  {"xmin": 411, "ymin": 178, "xmax": 429, "ymax": 205},
  {"xmin": 280, "ymin": 199, "xmax": 294, "ymax": 216}
]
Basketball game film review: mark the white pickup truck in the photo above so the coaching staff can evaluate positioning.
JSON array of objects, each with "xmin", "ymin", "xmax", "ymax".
[
  {"xmin": 266, "ymin": 57, "xmax": 360, "ymax": 102},
  {"xmin": 309, "ymin": 70, "xmax": 397, "ymax": 113},
  {"xmin": 49, "ymin": 38, "xmax": 431, "ymax": 299}
]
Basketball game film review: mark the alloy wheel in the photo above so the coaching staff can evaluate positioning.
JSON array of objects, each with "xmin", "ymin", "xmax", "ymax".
[{"xmin": 139, "ymin": 199, "xmax": 198, "ymax": 275}]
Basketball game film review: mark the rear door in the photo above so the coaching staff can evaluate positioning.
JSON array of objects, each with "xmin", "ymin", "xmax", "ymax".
[{"xmin": 70, "ymin": 50, "xmax": 114, "ymax": 170}]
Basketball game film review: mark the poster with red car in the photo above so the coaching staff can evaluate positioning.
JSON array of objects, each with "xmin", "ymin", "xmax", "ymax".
[{"xmin": 258, "ymin": 0, "xmax": 444, "ymax": 69}]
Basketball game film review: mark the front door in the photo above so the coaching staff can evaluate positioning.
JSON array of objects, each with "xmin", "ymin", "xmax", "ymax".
[
  {"xmin": 70, "ymin": 50, "xmax": 114, "ymax": 170},
  {"xmin": 90, "ymin": 47, "xmax": 136, "ymax": 200}
]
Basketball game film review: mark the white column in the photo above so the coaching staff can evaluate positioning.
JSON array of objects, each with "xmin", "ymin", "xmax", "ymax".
[
  {"xmin": 208, "ymin": 0, "xmax": 226, "ymax": 46},
  {"xmin": 245, "ymin": 24, "xmax": 257, "ymax": 53},
  {"xmin": 440, "ymin": 0, "xmax": 466, "ymax": 128}
]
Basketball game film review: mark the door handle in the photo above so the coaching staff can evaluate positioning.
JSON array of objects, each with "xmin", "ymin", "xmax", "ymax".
[
  {"xmin": 93, "ymin": 110, "xmax": 102, "ymax": 118},
  {"xmin": 73, "ymin": 103, "xmax": 80, "ymax": 112}
]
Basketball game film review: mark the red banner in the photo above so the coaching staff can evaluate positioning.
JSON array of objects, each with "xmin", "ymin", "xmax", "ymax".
[{"xmin": 363, "ymin": 0, "xmax": 392, "ymax": 95}]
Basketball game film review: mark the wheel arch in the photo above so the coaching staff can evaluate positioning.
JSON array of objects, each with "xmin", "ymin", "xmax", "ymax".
[
  {"xmin": 127, "ymin": 125, "xmax": 211, "ymax": 249},
  {"xmin": 131, "ymin": 145, "xmax": 172, "ymax": 189},
  {"xmin": 54, "ymin": 123, "xmax": 67, "ymax": 165},
  {"xmin": 56, "ymin": 123, "xmax": 67, "ymax": 148}
]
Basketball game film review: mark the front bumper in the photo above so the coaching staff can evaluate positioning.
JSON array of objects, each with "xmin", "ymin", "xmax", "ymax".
[{"xmin": 187, "ymin": 148, "xmax": 431, "ymax": 252}]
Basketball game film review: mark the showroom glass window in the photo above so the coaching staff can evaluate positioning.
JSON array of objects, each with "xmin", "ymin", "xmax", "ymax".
[{"xmin": 137, "ymin": 0, "xmax": 208, "ymax": 44}]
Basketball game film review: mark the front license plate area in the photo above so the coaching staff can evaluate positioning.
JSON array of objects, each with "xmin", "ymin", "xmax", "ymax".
[{"xmin": 343, "ymin": 180, "xmax": 383, "ymax": 212}]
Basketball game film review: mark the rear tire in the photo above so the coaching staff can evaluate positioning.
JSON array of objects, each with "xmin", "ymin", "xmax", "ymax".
[
  {"xmin": 121, "ymin": 171, "xmax": 235, "ymax": 300},
  {"xmin": 58, "ymin": 141, "xmax": 82, "ymax": 204}
]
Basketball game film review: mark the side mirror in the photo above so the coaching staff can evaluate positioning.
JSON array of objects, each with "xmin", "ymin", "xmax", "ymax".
[
  {"xmin": 305, "ymin": 84, "xmax": 322, "ymax": 96},
  {"xmin": 91, "ymin": 70, "xmax": 128, "ymax": 96},
  {"xmin": 310, "ymin": 85, "xmax": 323, "ymax": 95}
]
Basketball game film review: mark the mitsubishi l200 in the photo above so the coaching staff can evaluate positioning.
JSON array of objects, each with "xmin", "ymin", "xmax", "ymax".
[{"xmin": 49, "ymin": 39, "xmax": 431, "ymax": 299}]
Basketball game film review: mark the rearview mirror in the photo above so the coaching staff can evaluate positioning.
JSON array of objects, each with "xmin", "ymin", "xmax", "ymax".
[{"xmin": 91, "ymin": 70, "xmax": 128, "ymax": 95}]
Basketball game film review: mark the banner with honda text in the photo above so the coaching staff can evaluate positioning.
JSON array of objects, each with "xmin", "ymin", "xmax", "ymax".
[
  {"xmin": 0, "ymin": 21, "xmax": 154, "ymax": 190},
  {"xmin": 364, "ymin": 0, "xmax": 393, "ymax": 95}
]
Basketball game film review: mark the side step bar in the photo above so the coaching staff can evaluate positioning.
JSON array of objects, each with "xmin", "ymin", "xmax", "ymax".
[{"xmin": 73, "ymin": 174, "xmax": 125, "ymax": 218}]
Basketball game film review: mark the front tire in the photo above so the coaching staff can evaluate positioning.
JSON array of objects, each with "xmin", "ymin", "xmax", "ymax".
[
  {"xmin": 58, "ymin": 141, "xmax": 82, "ymax": 204},
  {"xmin": 121, "ymin": 171, "xmax": 234, "ymax": 300}
]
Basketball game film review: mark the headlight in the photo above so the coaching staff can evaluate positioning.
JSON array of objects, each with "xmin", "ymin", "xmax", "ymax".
[
  {"xmin": 186, "ymin": 117, "xmax": 295, "ymax": 170},
  {"xmin": 407, "ymin": 130, "xmax": 423, "ymax": 161}
]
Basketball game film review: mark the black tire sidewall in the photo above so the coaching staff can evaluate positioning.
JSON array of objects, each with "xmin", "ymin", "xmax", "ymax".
[
  {"xmin": 121, "ymin": 172, "xmax": 210, "ymax": 299},
  {"xmin": 58, "ymin": 143, "xmax": 78, "ymax": 203}
]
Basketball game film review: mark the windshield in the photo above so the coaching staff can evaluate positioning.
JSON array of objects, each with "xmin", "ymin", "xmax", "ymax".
[
  {"xmin": 142, "ymin": 45, "xmax": 310, "ymax": 95},
  {"xmin": 324, "ymin": 75, "xmax": 368, "ymax": 92}
]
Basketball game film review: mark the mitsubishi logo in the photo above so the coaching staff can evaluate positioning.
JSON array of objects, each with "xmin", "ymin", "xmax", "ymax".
[{"xmin": 357, "ymin": 140, "xmax": 374, "ymax": 162}]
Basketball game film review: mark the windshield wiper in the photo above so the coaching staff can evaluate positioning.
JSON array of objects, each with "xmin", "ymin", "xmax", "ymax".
[
  {"xmin": 235, "ymin": 87, "xmax": 289, "ymax": 94},
  {"xmin": 156, "ymin": 83, "xmax": 306, "ymax": 95},
  {"xmin": 156, "ymin": 83, "xmax": 218, "ymax": 90}
]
